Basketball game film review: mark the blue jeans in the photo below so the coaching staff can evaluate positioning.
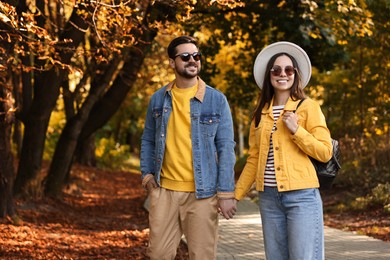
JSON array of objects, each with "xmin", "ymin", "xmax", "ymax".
[{"xmin": 258, "ymin": 187, "xmax": 324, "ymax": 260}]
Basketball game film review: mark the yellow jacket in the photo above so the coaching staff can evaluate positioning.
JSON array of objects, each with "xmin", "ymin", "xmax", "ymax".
[{"xmin": 235, "ymin": 98, "xmax": 332, "ymax": 200}]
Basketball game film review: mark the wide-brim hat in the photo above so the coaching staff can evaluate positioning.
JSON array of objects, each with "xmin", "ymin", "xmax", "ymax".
[{"xmin": 253, "ymin": 41, "xmax": 312, "ymax": 89}]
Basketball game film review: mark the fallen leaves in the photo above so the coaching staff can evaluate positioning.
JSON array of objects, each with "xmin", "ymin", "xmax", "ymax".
[
  {"xmin": 0, "ymin": 165, "xmax": 188, "ymax": 259},
  {"xmin": 1, "ymin": 165, "xmax": 387, "ymax": 259},
  {"xmin": 322, "ymin": 190, "xmax": 390, "ymax": 242}
]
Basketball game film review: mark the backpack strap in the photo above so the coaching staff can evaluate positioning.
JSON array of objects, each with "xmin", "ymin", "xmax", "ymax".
[{"xmin": 294, "ymin": 98, "xmax": 306, "ymax": 113}]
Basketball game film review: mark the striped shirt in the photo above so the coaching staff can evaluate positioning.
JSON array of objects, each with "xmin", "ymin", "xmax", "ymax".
[{"xmin": 264, "ymin": 105, "xmax": 284, "ymax": 187}]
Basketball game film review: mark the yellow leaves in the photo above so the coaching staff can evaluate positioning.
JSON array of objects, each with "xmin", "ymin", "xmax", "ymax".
[
  {"xmin": 0, "ymin": 12, "xmax": 11, "ymax": 23},
  {"xmin": 383, "ymin": 124, "xmax": 389, "ymax": 136},
  {"xmin": 337, "ymin": 0, "xmax": 363, "ymax": 14},
  {"xmin": 89, "ymin": 1, "xmax": 141, "ymax": 51},
  {"xmin": 309, "ymin": 31, "xmax": 320, "ymax": 39},
  {"xmin": 301, "ymin": 0, "xmax": 318, "ymax": 12},
  {"xmin": 194, "ymin": 28, "xmax": 215, "ymax": 43},
  {"xmin": 342, "ymin": 78, "xmax": 350, "ymax": 84},
  {"xmin": 352, "ymin": 159, "xmax": 360, "ymax": 168},
  {"xmin": 209, "ymin": 0, "xmax": 245, "ymax": 9},
  {"xmin": 0, "ymin": 2, "xmax": 18, "ymax": 29},
  {"xmin": 209, "ymin": 41, "xmax": 251, "ymax": 91},
  {"xmin": 333, "ymin": 0, "xmax": 374, "ymax": 38},
  {"xmin": 277, "ymin": 0, "xmax": 287, "ymax": 8},
  {"xmin": 337, "ymin": 39, "xmax": 348, "ymax": 45},
  {"xmin": 150, "ymin": 20, "xmax": 164, "ymax": 30},
  {"xmin": 374, "ymin": 128, "xmax": 385, "ymax": 135}
]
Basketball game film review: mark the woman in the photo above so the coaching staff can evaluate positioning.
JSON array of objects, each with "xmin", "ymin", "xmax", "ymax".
[{"xmin": 235, "ymin": 41, "xmax": 332, "ymax": 260}]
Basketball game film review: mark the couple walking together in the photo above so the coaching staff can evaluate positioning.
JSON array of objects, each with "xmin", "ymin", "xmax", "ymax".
[{"xmin": 140, "ymin": 36, "xmax": 332, "ymax": 260}]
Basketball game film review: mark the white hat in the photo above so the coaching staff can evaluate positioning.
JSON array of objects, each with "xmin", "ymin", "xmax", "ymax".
[{"xmin": 253, "ymin": 41, "xmax": 312, "ymax": 89}]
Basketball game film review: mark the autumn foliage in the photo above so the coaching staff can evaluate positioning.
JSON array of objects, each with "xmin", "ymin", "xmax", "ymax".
[{"xmin": 0, "ymin": 165, "xmax": 188, "ymax": 259}]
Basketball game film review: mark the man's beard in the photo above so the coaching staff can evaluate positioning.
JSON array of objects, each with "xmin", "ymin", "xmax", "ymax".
[{"xmin": 177, "ymin": 62, "xmax": 200, "ymax": 79}]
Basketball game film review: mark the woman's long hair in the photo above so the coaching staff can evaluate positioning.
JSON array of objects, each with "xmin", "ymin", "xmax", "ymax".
[{"xmin": 253, "ymin": 53, "xmax": 306, "ymax": 126}]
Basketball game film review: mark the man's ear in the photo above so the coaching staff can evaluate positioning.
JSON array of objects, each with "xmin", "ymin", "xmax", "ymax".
[{"xmin": 169, "ymin": 58, "xmax": 175, "ymax": 69}]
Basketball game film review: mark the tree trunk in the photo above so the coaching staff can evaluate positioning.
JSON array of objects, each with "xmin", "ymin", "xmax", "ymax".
[
  {"xmin": 75, "ymin": 134, "xmax": 96, "ymax": 167},
  {"xmin": 0, "ymin": 82, "xmax": 16, "ymax": 219},
  {"xmin": 11, "ymin": 70, "xmax": 23, "ymax": 158},
  {"xmin": 79, "ymin": 34, "xmax": 156, "ymax": 141},
  {"xmin": 0, "ymin": 4, "xmax": 19, "ymax": 215},
  {"xmin": 13, "ymin": 11, "xmax": 89, "ymax": 195},
  {"xmin": 63, "ymin": 78, "xmax": 97, "ymax": 167},
  {"xmin": 44, "ymin": 56, "xmax": 122, "ymax": 197},
  {"xmin": 45, "ymin": 29, "xmax": 157, "ymax": 196}
]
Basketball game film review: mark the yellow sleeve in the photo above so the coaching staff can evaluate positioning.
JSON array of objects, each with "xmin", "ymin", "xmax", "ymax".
[{"xmin": 235, "ymin": 121, "xmax": 259, "ymax": 200}]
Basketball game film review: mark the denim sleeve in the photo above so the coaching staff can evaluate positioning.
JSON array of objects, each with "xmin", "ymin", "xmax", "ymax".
[
  {"xmin": 215, "ymin": 96, "xmax": 236, "ymax": 193},
  {"xmin": 140, "ymin": 97, "xmax": 156, "ymax": 178}
]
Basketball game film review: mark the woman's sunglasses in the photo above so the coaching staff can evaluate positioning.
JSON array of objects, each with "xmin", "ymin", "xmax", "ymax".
[
  {"xmin": 174, "ymin": 52, "xmax": 202, "ymax": 62},
  {"xmin": 270, "ymin": 65, "xmax": 296, "ymax": 77}
]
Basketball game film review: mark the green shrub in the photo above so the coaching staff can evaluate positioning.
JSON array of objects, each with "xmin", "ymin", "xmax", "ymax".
[
  {"xmin": 350, "ymin": 183, "xmax": 390, "ymax": 213},
  {"xmin": 334, "ymin": 135, "xmax": 390, "ymax": 193},
  {"xmin": 95, "ymin": 137, "xmax": 133, "ymax": 171}
]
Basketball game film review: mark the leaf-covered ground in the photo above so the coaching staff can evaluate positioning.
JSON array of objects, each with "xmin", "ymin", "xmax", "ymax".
[
  {"xmin": 322, "ymin": 189, "xmax": 390, "ymax": 242},
  {"xmin": 0, "ymin": 165, "xmax": 188, "ymax": 259},
  {"xmin": 0, "ymin": 166, "xmax": 388, "ymax": 259}
]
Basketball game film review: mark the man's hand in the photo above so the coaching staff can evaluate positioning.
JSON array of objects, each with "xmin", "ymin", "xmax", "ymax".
[
  {"xmin": 145, "ymin": 177, "xmax": 158, "ymax": 191},
  {"xmin": 218, "ymin": 199, "xmax": 237, "ymax": 220}
]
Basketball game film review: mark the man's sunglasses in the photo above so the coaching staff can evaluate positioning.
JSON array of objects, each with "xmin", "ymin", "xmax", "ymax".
[
  {"xmin": 270, "ymin": 65, "xmax": 296, "ymax": 77},
  {"xmin": 174, "ymin": 52, "xmax": 202, "ymax": 62}
]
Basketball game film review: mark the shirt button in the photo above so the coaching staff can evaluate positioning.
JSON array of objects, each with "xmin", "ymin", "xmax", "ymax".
[
  {"xmin": 209, "ymin": 119, "xmax": 212, "ymax": 123},
  {"xmin": 275, "ymin": 147, "xmax": 279, "ymax": 150},
  {"xmin": 161, "ymin": 134, "xmax": 164, "ymax": 137},
  {"xmin": 164, "ymin": 109, "xmax": 168, "ymax": 112},
  {"xmin": 280, "ymin": 185, "xmax": 284, "ymax": 189},
  {"xmin": 277, "ymin": 167, "xmax": 281, "ymax": 171}
]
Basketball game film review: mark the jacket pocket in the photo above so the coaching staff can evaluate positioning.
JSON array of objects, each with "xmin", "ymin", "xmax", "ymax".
[
  {"xmin": 152, "ymin": 107, "xmax": 163, "ymax": 118},
  {"xmin": 290, "ymin": 157, "xmax": 313, "ymax": 180},
  {"xmin": 200, "ymin": 114, "xmax": 220, "ymax": 137}
]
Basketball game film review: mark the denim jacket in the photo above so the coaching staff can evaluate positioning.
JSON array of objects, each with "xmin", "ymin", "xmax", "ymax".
[{"xmin": 140, "ymin": 78, "xmax": 236, "ymax": 199}]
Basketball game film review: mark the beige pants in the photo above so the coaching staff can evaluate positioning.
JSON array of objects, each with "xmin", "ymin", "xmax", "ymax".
[{"xmin": 147, "ymin": 187, "xmax": 219, "ymax": 260}]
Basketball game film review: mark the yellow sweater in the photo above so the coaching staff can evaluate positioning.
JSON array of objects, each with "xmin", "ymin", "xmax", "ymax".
[{"xmin": 160, "ymin": 83, "xmax": 198, "ymax": 192}]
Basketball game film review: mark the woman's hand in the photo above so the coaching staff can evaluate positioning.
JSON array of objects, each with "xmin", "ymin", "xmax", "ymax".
[{"xmin": 282, "ymin": 111, "xmax": 299, "ymax": 134}]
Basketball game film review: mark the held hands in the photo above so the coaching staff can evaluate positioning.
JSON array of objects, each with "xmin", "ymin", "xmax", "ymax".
[
  {"xmin": 218, "ymin": 199, "xmax": 237, "ymax": 220},
  {"xmin": 282, "ymin": 111, "xmax": 299, "ymax": 134}
]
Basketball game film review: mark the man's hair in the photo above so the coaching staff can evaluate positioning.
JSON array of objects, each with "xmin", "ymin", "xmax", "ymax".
[{"xmin": 167, "ymin": 36, "xmax": 199, "ymax": 59}]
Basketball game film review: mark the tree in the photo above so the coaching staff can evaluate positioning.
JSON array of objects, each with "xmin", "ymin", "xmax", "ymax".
[
  {"xmin": 7, "ymin": 2, "xmax": 91, "ymax": 195},
  {"xmin": 0, "ymin": 72, "xmax": 16, "ymax": 219},
  {"xmin": 1, "ymin": 0, "xmax": 239, "ymax": 202},
  {"xmin": 1, "ymin": 0, "xmax": 387, "ymax": 215}
]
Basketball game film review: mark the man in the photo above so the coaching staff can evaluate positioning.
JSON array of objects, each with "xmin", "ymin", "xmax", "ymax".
[{"xmin": 140, "ymin": 35, "xmax": 236, "ymax": 260}]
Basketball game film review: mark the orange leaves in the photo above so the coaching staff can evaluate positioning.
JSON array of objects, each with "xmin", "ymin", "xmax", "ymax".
[
  {"xmin": 0, "ymin": 166, "xmax": 156, "ymax": 258},
  {"xmin": 90, "ymin": 1, "xmax": 139, "ymax": 52}
]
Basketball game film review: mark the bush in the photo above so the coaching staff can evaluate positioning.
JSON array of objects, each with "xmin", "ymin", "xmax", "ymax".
[
  {"xmin": 351, "ymin": 183, "xmax": 390, "ymax": 213},
  {"xmin": 95, "ymin": 137, "xmax": 133, "ymax": 171},
  {"xmin": 334, "ymin": 135, "xmax": 390, "ymax": 194}
]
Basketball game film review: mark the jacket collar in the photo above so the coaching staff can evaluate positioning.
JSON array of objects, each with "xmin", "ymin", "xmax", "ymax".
[
  {"xmin": 165, "ymin": 77, "xmax": 206, "ymax": 102},
  {"xmin": 262, "ymin": 97, "xmax": 303, "ymax": 113}
]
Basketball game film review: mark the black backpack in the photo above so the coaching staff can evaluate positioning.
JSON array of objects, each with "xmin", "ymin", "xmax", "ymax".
[{"xmin": 295, "ymin": 99, "xmax": 341, "ymax": 189}]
